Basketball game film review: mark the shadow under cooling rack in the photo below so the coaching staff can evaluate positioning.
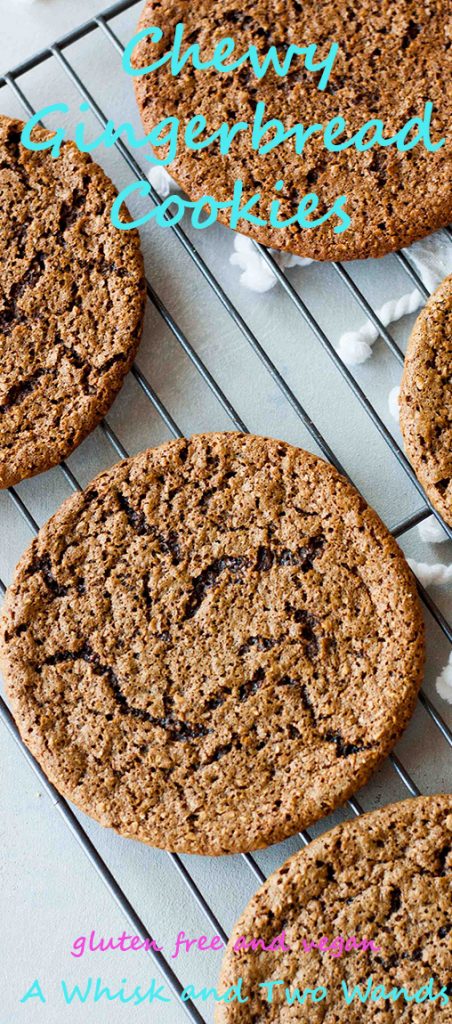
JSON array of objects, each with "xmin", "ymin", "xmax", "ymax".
[{"xmin": 0, "ymin": 2, "xmax": 451, "ymax": 1021}]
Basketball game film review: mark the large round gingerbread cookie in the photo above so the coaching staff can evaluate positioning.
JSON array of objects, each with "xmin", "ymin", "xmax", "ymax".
[
  {"xmin": 0, "ymin": 433, "xmax": 424, "ymax": 854},
  {"xmin": 216, "ymin": 795, "xmax": 452, "ymax": 1022},
  {"xmin": 133, "ymin": 0, "xmax": 451, "ymax": 260},
  {"xmin": 400, "ymin": 275, "xmax": 452, "ymax": 527},
  {"xmin": 0, "ymin": 115, "xmax": 146, "ymax": 488}
]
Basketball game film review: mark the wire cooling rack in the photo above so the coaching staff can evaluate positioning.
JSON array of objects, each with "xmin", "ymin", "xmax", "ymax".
[{"xmin": 0, "ymin": 2, "xmax": 451, "ymax": 1021}]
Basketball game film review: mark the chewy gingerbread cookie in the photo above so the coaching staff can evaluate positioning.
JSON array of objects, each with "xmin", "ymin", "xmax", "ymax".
[
  {"xmin": 0, "ymin": 115, "xmax": 146, "ymax": 488},
  {"xmin": 133, "ymin": 1, "xmax": 451, "ymax": 260},
  {"xmin": 216, "ymin": 795, "xmax": 452, "ymax": 1022},
  {"xmin": 400, "ymin": 275, "xmax": 452, "ymax": 527},
  {"xmin": 0, "ymin": 433, "xmax": 424, "ymax": 854}
]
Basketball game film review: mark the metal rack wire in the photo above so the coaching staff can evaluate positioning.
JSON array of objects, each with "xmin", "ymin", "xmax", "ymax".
[{"xmin": 0, "ymin": 2, "xmax": 451, "ymax": 1020}]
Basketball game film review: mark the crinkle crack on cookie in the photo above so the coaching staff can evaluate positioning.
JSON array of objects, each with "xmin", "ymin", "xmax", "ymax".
[
  {"xmin": 0, "ymin": 115, "xmax": 146, "ymax": 488},
  {"xmin": 0, "ymin": 433, "xmax": 425, "ymax": 854},
  {"xmin": 400, "ymin": 275, "xmax": 452, "ymax": 527}
]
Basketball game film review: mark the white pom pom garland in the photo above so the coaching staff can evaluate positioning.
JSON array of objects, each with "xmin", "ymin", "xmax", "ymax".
[{"xmin": 337, "ymin": 290, "xmax": 422, "ymax": 366}]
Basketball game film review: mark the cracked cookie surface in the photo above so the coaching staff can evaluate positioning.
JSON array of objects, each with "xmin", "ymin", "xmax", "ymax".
[
  {"xmin": 400, "ymin": 275, "xmax": 452, "ymax": 527},
  {"xmin": 0, "ymin": 433, "xmax": 425, "ymax": 854},
  {"xmin": 133, "ymin": 0, "xmax": 451, "ymax": 260},
  {"xmin": 215, "ymin": 795, "xmax": 452, "ymax": 1022},
  {"xmin": 0, "ymin": 115, "xmax": 146, "ymax": 488}
]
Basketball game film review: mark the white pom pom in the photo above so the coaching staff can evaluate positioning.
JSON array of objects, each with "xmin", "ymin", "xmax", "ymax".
[
  {"xmin": 436, "ymin": 652, "xmax": 452, "ymax": 705},
  {"xmin": 336, "ymin": 331, "xmax": 375, "ymax": 365},
  {"xmin": 388, "ymin": 386, "xmax": 400, "ymax": 422},
  {"xmin": 230, "ymin": 235, "xmax": 313, "ymax": 293},
  {"xmin": 230, "ymin": 251, "xmax": 277, "ymax": 292},
  {"xmin": 234, "ymin": 235, "xmax": 255, "ymax": 255},
  {"xmin": 407, "ymin": 558, "xmax": 452, "ymax": 586},
  {"xmin": 230, "ymin": 235, "xmax": 278, "ymax": 292},
  {"xmin": 418, "ymin": 515, "xmax": 449, "ymax": 545},
  {"xmin": 147, "ymin": 165, "xmax": 175, "ymax": 198}
]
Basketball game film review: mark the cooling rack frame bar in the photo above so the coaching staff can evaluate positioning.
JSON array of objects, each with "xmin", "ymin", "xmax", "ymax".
[{"xmin": 0, "ymin": 2, "xmax": 451, "ymax": 1020}]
